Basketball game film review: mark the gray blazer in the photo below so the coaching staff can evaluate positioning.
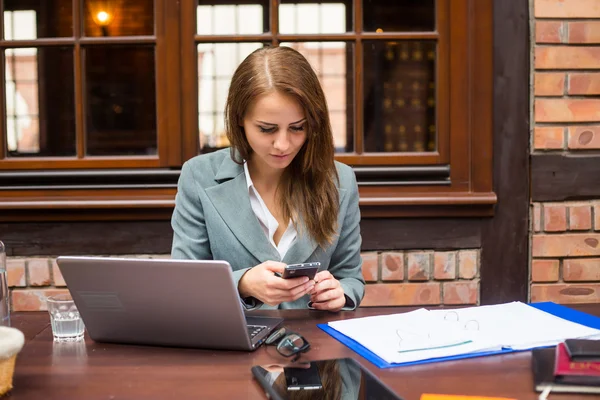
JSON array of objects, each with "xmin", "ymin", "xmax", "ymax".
[{"xmin": 171, "ymin": 148, "xmax": 365, "ymax": 310}]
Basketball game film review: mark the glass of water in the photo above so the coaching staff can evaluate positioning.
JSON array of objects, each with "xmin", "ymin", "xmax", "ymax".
[{"xmin": 46, "ymin": 294, "xmax": 85, "ymax": 342}]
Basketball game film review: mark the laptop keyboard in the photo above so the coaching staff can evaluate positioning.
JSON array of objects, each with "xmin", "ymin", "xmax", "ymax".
[{"xmin": 248, "ymin": 325, "xmax": 267, "ymax": 339}]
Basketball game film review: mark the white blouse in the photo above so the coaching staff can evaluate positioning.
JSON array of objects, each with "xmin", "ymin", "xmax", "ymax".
[{"xmin": 243, "ymin": 163, "xmax": 297, "ymax": 259}]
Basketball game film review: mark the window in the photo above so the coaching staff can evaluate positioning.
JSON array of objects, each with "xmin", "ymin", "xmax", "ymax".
[
  {"xmin": 182, "ymin": 0, "xmax": 495, "ymax": 217},
  {"xmin": 0, "ymin": 0, "xmax": 177, "ymax": 167},
  {"xmin": 0, "ymin": 0, "xmax": 494, "ymax": 220}
]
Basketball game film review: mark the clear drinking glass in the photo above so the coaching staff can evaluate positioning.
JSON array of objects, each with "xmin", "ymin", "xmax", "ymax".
[
  {"xmin": 47, "ymin": 294, "xmax": 85, "ymax": 342},
  {"xmin": 0, "ymin": 240, "xmax": 10, "ymax": 327}
]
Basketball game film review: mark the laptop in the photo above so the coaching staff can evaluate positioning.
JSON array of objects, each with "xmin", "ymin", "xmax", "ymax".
[{"xmin": 55, "ymin": 256, "xmax": 283, "ymax": 351}]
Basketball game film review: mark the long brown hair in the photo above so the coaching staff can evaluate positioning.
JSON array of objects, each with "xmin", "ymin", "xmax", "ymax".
[{"xmin": 225, "ymin": 46, "xmax": 339, "ymax": 247}]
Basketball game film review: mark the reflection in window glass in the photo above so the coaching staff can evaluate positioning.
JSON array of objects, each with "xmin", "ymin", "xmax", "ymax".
[
  {"xmin": 197, "ymin": 43, "xmax": 264, "ymax": 151},
  {"xmin": 85, "ymin": 46, "xmax": 157, "ymax": 156},
  {"xmin": 4, "ymin": 11, "xmax": 39, "ymax": 155},
  {"xmin": 363, "ymin": 41, "xmax": 436, "ymax": 153},
  {"xmin": 279, "ymin": 2, "xmax": 347, "ymax": 34},
  {"xmin": 3, "ymin": 0, "xmax": 73, "ymax": 38},
  {"xmin": 5, "ymin": 47, "xmax": 38, "ymax": 154},
  {"xmin": 5, "ymin": 47, "xmax": 76, "ymax": 157},
  {"xmin": 84, "ymin": 0, "xmax": 154, "ymax": 37},
  {"xmin": 4, "ymin": 10, "xmax": 37, "ymax": 40},
  {"xmin": 197, "ymin": 3, "xmax": 265, "ymax": 35},
  {"xmin": 363, "ymin": 0, "xmax": 435, "ymax": 32},
  {"xmin": 280, "ymin": 42, "xmax": 352, "ymax": 153}
]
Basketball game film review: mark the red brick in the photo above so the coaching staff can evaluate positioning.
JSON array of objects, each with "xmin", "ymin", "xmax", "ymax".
[
  {"xmin": 361, "ymin": 283, "xmax": 441, "ymax": 307},
  {"xmin": 27, "ymin": 259, "xmax": 51, "ymax": 286},
  {"xmin": 531, "ymin": 284, "xmax": 600, "ymax": 304},
  {"xmin": 535, "ymin": 72, "xmax": 565, "ymax": 96},
  {"xmin": 570, "ymin": 205, "xmax": 592, "ymax": 231},
  {"xmin": 361, "ymin": 252, "xmax": 379, "ymax": 282},
  {"xmin": 443, "ymin": 280, "xmax": 478, "ymax": 305},
  {"xmin": 6, "ymin": 259, "xmax": 26, "ymax": 288},
  {"xmin": 535, "ymin": 0, "xmax": 600, "ymax": 18},
  {"xmin": 433, "ymin": 252, "xmax": 456, "ymax": 280},
  {"xmin": 564, "ymin": 259, "xmax": 600, "ymax": 281},
  {"xmin": 458, "ymin": 250, "xmax": 478, "ymax": 279},
  {"xmin": 568, "ymin": 126, "xmax": 600, "ymax": 149},
  {"xmin": 534, "ymin": 127, "xmax": 564, "ymax": 149},
  {"xmin": 531, "ymin": 259, "xmax": 560, "ymax": 282},
  {"xmin": 11, "ymin": 288, "xmax": 70, "ymax": 311},
  {"xmin": 535, "ymin": 47, "xmax": 600, "ymax": 69},
  {"xmin": 535, "ymin": 99, "xmax": 600, "ymax": 122},
  {"xmin": 533, "ymin": 204, "xmax": 542, "ymax": 232},
  {"xmin": 535, "ymin": 21, "xmax": 564, "ymax": 43},
  {"xmin": 407, "ymin": 252, "xmax": 430, "ymax": 281},
  {"xmin": 532, "ymin": 234, "xmax": 600, "ymax": 257},
  {"xmin": 51, "ymin": 259, "xmax": 67, "ymax": 287},
  {"xmin": 569, "ymin": 73, "xmax": 600, "ymax": 95},
  {"xmin": 569, "ymin": 22, "xmax": 600, "ymax": 44},
  {"xmin": 381, "ymin": 252, "xmax": 404, "ymax": 281},
  {"xmin": 544, "ymin": 205, "xmax": 567, "ymax": 232}
]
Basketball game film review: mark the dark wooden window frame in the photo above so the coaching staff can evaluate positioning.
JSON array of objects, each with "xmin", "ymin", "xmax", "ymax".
[
  {"xmin": 182, "ymin": 0, "xmax": 495, "ymax": 218},
  {"xmin": 0, "ymin": 0, "xmax": 495, "ymax": 221}
]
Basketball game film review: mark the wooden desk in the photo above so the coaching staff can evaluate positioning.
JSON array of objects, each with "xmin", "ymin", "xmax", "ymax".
[{"xmin": 9, "ymin": 305, "xmax": 600, "ymax": 400}]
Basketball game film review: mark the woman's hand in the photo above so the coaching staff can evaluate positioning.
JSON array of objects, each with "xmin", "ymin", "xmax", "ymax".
[
  {"xmin": 238, "ymin": 261, "xmax": 315, "ymax": 307},
  {"xmin": 309, "ymin": 271, "xmax": 346, "ymax": 312}
]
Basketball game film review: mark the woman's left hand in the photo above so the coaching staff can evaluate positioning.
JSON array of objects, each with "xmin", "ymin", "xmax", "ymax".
[{"xmin": 309, "ymin": 271, "xmax": 346, "ymax": 312}]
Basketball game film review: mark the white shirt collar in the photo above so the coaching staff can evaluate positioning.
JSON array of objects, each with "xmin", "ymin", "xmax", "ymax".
[
  {"xmin": 243, "ymin": 162, "xmax": 254, "ymax": 190},
  {"xmin": 242, "ymin": 162, "xmax": 297, "ymax": 260}
]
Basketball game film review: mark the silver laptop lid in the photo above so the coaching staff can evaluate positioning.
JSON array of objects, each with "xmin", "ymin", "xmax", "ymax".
[{"xmin": 55, "ymin": 256, "xmax": 281, "ymax": 351}]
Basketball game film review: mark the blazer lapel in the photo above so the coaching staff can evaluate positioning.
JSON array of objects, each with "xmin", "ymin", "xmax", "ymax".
[
  {"xmin": 205, "ymin": 155, "xmax": 280, "ymax": 263},
  {"xmin": 281, "ymin": 221, "xmax": 318, "ymax": 265},
  {"xmin": 282, "ymin": 187, "xmax": 348, "ymax": 264}
]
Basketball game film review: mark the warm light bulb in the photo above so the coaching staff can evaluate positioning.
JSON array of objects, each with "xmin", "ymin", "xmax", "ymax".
[
  {"xmin": 96, "ymin": 11, "xmax": 110, "ymax": 25},
  {"xmin": 376, "ymin": 28, "xmax": 383, "ymax": 33}
]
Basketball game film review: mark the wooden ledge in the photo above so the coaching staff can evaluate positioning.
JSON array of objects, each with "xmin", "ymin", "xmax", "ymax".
[{"xmin": 0, "ymin": 191, "xmax": 497, "ymax": 221}]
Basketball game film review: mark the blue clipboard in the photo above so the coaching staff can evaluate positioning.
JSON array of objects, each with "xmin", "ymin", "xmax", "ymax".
[{"xmin": 317, "ymin": 302, "xmax": 600, "ymax": 369}]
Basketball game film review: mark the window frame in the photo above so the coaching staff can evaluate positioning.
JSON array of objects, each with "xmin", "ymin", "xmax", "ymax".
[
  {"xmin": 181, "ymin": 0, "xmax": 495, "ymax": 217},
  {"xmin": 0, "ymin": 0, "xmax": 182, "ymax": 169},
  {"xmin": 0, "ymin": 0, "xmax": 494, "ymax": 220}
]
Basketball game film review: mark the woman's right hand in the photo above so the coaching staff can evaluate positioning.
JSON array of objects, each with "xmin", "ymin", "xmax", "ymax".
[{"xmin": 238, "ymin": 261, "xmax": 315, "ymax": 306}]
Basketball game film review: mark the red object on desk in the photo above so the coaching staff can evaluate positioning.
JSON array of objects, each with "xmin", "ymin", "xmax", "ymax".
[{"xmin": 554, "ymin": 342, "xmax": 600, "ymax": 385}]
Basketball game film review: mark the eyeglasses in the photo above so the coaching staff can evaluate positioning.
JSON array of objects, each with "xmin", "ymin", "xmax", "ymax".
[
  {"xmin": 396, "ymin": 311, "xmax": 480, "ymax": 353},
  {"xmin": 266, "ymin": 328, "xmax": 311, "ymax": 360},
  {"xmin": 442, "ymin": 311, "xmax": 480, "ymax": 330}
]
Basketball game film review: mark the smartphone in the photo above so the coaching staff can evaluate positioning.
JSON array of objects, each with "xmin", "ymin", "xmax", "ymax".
[
  {"xmin": 280, "ymin": 262, "xmax": 320, "ymax": 280},
  {"xmin": 251, "ymin": 358, "xmax": 404, "ymax": 400}
]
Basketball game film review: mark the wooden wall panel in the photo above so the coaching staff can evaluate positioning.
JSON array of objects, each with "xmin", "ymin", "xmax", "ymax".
[
  {"xmin": 479, "ymin": 0, "xmax": 530, "ymax": 304},
  {"xmin": 531, "ymin": 154, "xmax": 600, "ymax": 201}
]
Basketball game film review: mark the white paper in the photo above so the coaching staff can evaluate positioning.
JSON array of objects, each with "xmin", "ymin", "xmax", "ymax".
[{"xmin": 327, "ymin": 302, "xmax": 600, "ymax": 364}]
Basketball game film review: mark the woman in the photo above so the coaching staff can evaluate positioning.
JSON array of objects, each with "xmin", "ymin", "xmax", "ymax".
[{"xmin": 171, "ymin": 46, "xmax": 364, "ymax": 311}]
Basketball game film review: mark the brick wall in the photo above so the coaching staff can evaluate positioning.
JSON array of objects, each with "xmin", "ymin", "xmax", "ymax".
[
  {"xmin": 7, "ymin": 250, "xmax": 481, "ymax": 311},
  {"xmin": 531, "ymin": 0, "xmax": 600, "ymax": 303},
  {"xmin": 360, "ymin": 250, "xmax": 480, "ymax": 306}
]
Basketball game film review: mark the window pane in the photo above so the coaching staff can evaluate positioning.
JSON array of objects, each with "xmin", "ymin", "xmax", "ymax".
[
  {"xmin": 197, "ymin": 2, "xmax": 267, "ymax": 35},
  {"xmin": 3, "ymin": 1, "xmax": 72, "ymax": 38},
  {"xmin": 197, "ymin": 42, "xmax": 265, "ymax": 152},
  {"xmin": 363, "ymin": 41, "xmax": 436, "ymax": 153},
  {"xmin": 280, "ymin": 42, "xmax": 353, "ymax": 153},
  {"xmin": 5, "ymin": 47, "xmax": 75, "ymax": 157},
  {"xmin": 84, "ymin": 0, "xmax": 154, "ymax": 37},
  {"xmin": 363, "ymin": 0, "xmax": 435, "ymax": 32},
  {"xmin": 279, "ymin": 1, "xmax": 350, "ymax": 34},
  {"xmin": 85, "ymin": 46, "xmax": 157, "ymax": 156}
]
